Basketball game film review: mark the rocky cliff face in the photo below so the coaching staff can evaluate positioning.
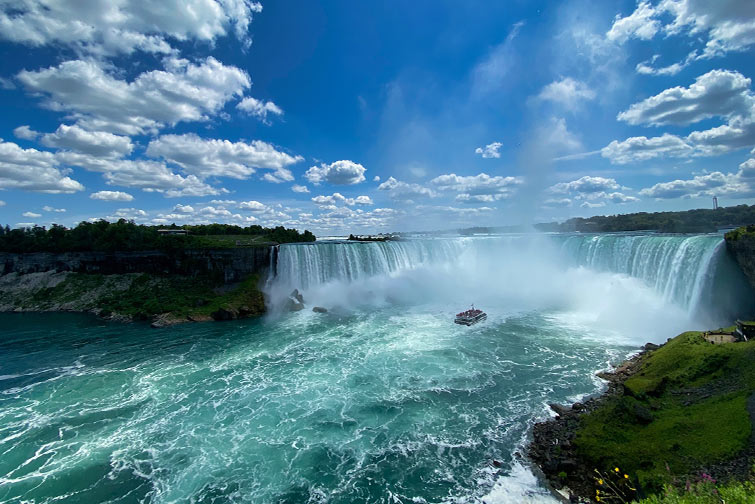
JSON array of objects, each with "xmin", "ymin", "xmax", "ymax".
[
  {"xmin": 0, "ymin": 247, "xmax": 272, "ymax": 283},
  {"xmin": 725, "ymin": 226, "xmax": 755, "ymax": 291}
]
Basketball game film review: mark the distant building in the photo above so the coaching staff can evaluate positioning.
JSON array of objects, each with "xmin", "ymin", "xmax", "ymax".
[
  {"xmin": 157, "ymin": 229, "xmax": 188, "ymax": 235},
  {"xmin": 713, "ymin": 196, "xmax": 718, "ymax": 209}
]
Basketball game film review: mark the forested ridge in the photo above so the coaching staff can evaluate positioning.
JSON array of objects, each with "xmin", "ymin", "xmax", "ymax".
[
  {"xmin": 0, "ymin": 220, "xmax": 315, "ymax": 253},
  {"xmin": 535, "ymin": 204, "xmax": 755, "ymax": 233}
]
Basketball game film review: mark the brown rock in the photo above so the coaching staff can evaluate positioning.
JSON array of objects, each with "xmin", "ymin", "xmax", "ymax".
[
  {"xmin": 150, "ymin": 313, "xmax": 186, "ymax": 328},
  {"xmin": 549, "ymin": 403, "xmax": 570, "ymax": 416}
]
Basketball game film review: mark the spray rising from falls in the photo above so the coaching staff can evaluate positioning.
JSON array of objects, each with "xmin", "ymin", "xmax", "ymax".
[{"xmin": 271, "ymin": 234, "xmax": 752, "ymax": 325}]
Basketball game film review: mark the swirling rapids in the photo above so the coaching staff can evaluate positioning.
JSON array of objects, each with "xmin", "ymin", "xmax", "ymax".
[{"xmin": 0, "ymin": 309, "xmax": 631, "ymax": 504}]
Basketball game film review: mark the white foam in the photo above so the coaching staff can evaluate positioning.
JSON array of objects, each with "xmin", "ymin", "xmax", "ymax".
[{"xmin": 480, "ymin": 463, "xmax": 559, "ymax": 504}]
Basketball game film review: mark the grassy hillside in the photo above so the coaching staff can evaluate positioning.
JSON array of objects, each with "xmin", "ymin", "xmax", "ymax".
[{"xmin": 574, "ymin": 331, "xmax": 755, "ymax": 495}]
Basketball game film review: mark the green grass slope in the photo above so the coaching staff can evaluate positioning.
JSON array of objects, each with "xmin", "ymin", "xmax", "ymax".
[{"xmin": 574, "ymin": 332, "xmax": 755, "ymax": 493}]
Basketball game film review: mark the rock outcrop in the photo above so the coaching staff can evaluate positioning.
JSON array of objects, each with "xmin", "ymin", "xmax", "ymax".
[
  {"xmin": 150, "ymin": 313, "xmax": 186, "ymax": 328},
  {"xmin": 725, "ymin": 226, "xmax": 755, "ymax": 290},
  {"xmin": 0, "ymin": 247, "xmax": 272, "ymax": 284},
  {"xmin": 285, "ymin": 289, "xmax": 306, "ymax": 311}
]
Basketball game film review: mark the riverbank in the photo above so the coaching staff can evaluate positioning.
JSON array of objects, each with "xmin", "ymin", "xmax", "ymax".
[
  {"xmin": 0, "ymin": 271, "xmax": 266, "ymax": 326},
  {"xmin": 528, "ymin": 328, "xmax": 755, "ymax": 502}
]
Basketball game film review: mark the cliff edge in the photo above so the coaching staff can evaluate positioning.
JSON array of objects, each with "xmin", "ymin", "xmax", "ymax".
[
  {"xmin": 0, "ymin": 247, "xmax": 272, "ymax": 326},
  {"xmin": 725, "ymin": 225, "xmax": 755, "ymax": 291}
]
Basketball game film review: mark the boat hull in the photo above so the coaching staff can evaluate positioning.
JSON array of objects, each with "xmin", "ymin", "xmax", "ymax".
[{"xmin": 454, "ymin": 313, "xmax": 487, "ymax": 326}]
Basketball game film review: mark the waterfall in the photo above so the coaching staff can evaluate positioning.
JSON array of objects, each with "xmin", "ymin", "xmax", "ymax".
[
  {"xmin": 271, "ymin": 233, "xmax": 752, "ymax": 322},
  {"xmin": 557, "ymin": 234, "xmax": 723, "ymax": 312},
  {"xmin": 274, "ymin": 239, "xmax": 468, "ymax": 289}
]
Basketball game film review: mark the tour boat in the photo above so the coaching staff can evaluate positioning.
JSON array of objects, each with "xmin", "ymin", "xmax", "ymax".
[{"xmin": 454, "ymin": 305, "xmax": 487, "ymax": 326}]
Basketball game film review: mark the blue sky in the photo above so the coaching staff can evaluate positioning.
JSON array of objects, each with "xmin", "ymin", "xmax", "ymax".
[{"xmin": 1, "ymin": 0, "xmax": 755, "ymax": 233}]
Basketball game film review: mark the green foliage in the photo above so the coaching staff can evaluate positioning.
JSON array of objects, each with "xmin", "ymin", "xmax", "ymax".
[
  {"xmin": 725, "ymin": 224, "xmax": 755, "ymax": 242},
  {"xmin": 536, "ymin": 204, "xmax": 755, "ymax": 233},
  {"xmin": 0, "ymin": 220, "xmax": 315, "ymax": 253},
  {"xmin": 100, "ymin": 274, "xmax": 264, "ymax": 319},
  {"xmin": 574, "ymin": 332, "xmax": 755, "ymax": 493},
  {"xmin": 634, "ymin": 479, "xmax": 755, "ymax": 504},
  {"xmin": 34, "ymin": 273, "xmax": 266, "ymax": 320}
]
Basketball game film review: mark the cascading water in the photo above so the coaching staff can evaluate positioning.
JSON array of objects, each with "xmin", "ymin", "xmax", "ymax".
[
  {"xmin": 557, "ymin": 234, "xmax": 723, "ymax": 313},
  {"xmin": 274, "ymin": 239, "xmax": 468, "ymax": 289},
  {"xmin": 270, "ymin": 233, "xmax": 752, "ymax": 325}
]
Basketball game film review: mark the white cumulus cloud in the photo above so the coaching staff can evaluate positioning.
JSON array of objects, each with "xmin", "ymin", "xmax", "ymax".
[
  {"xmin": 474, "ymin": 142, "xmax": 503, "ymax": 159},
  {"xmin": 603, "ymin": 70, "xmax": 755, "ymax": 163},
  {"xmin": 617, "ymin": 70, "xmax": 753, "ymax": 126},
  {"xmin": 431, "ymin": 173, "xmax": 522, "ymax": 200},
  {"xmin": 305, "ymin": 160, "xmax": 366, "ymax": 185},
  {"xmin": 0, "ymin": 139, "xmax": 84, "ymax": 193},
  {"xmin": 640, "ymin": 158, "xmax": 755, "ymax": 200},
  {"xmin": 18, "ymin": 57, "xmax": 251, "ymax": 135},
  {"xmin": 61, "ymin": 154, "xmax": 222, "ymax": 197},
  {"xmin": 237, "ymin": 97, "xmax": 283, "ymax": 123},
  {"xmin": 549, "ymin": 176, "xmax": 623, "ymax": 195},
  {"xmin": 13, "ymin": 125, "xmax": 39, "ymax": 140},
  {"xmin": 607, "ymin": 1, "xmax": 755, "ymax": 73},
  {"xmin": 41, "ymin": 124, "xmax": 133, "ymax": 158},
  {"xmin": 311, "ymin": 193, "xmax": 373, "ymax": 207},
  {"xmin": 0, "ymin": 0, "xmax": 263, "ymax": 56},
  {"xmin": 146, "ymin": 133, "xmax": 302, "ymax": 182},
  {"xmin": 606, "ymin": 1, "xmax": 660, "ymax": 43},
  {"xmin": 377, "ymin": 177, "xmax": 436, "ymax": 201},
  {"xmin": 90, "ymin": 190, "xmax": 134, "ymax": 202}
]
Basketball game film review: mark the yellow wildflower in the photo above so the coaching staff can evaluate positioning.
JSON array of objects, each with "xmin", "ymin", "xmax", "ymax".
[
  {"xmin": 598, "ymin": 479, "xmax": 603, "ymax": 485},
  {"xmin": 624, "ymin": 474, "xmax": 629, "ymax": 479},
  {"xmin": 614, "ymin": 467, "xmax": 619, "ymax": 472}
]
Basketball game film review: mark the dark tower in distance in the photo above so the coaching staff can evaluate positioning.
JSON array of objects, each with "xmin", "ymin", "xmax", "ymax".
[{"xmin": 713, "ymin": 196, "xmax": 719, "ymax": 210}]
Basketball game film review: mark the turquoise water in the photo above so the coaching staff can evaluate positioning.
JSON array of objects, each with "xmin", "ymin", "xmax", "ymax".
[
  {"xmin": 1, "ymin": 309, "xmax": 630, "ymax": 503},
  {"xmin": 2, "ymin": 234, "xmax": 751, "ymax": 503}
]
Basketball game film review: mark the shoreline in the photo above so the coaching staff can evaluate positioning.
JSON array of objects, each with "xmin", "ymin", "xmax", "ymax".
[{"xmin": 527, "ymin": 345, "xmax": 651, "ymax": 501}]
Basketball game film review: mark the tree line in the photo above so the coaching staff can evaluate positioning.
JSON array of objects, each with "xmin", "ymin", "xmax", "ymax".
[
  {"xmin": 0, "ymin": 220, "xmax": 315, "ymax": 253},
  {"xmin": 535, "ymin": 204, "xmax": 755, "ymax": 233}
]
